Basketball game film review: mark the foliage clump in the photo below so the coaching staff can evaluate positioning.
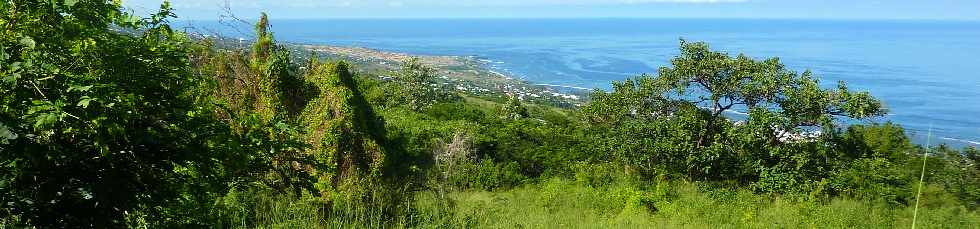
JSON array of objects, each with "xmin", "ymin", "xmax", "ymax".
[
  {"xmin": 0, "ymin": 1, "xmax": 281, "ymax": 227},
  {"xmin": 301, "ymin": 59, "xmax": 391, "ymax": 192},
  {"xmin": 390, "ymin": 58, "xmax": 460, "ymax": 111}
]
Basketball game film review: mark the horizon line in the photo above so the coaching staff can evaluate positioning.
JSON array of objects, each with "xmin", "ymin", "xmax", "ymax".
[{"xmin": 173, "ymin": 16, "xmax": 980, "ymax": 23}]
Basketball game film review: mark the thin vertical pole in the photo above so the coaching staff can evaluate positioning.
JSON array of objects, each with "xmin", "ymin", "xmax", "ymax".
[{"xmin": 912, "ymin": 124, "xmax": 933, "ymax": 229}]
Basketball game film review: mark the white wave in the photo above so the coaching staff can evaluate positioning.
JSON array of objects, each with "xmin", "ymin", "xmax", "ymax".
[
  {"xmin": 535, "ymin": 83, "xmax": 590, "ymax": 90},
  {"xmin": 488, "ymin": 70, "xmax": 514, "ymax": 80},
  {"xmin": 725, "ymin": 110, "xmax": 749, "ymax": 116},
  {"xmin": 940, "ymin": 137, "xmax": 980, "ymax": 146},
  {"xmin": 697, "ymin": 106, "xmax": 748, "ymax": 116}
]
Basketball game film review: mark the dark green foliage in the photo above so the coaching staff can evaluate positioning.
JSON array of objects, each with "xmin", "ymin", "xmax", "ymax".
[
  {"xmin": 490, "ymin": 118, "xmax": 591, "ymax": 178},
  {"xmin": 838, "ymin": 122, "xmax": 915, "ymax": 160},
  {"xmin": 922, "ymin": 146, "xmax": 980, "ymax": 209},
  {"xmin": 425, "ymin": 102, "xmax": 489, "ymax": 123},
  {"xmin": 0, "ymin": 1, "xmax": 286, "ymax": 227},
  {"xmin": 444, "ymin": 159, "xmax": 525, "ymax": 191}
]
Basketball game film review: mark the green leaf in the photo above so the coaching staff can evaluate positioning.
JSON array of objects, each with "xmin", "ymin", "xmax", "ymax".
[
  {"xmin": 19, "ymin": 36, "xmax": 35, "ymax": 49},
  {"xmin": 65, "ymin": 0, "xmax": 79, "ymax": 7},
  {"xmin": 69, "ymin": 85, "xmax": 94, "ymax": 92},
  {"xmin": 34, "ymin": 113, "xmax": 60, "ymax": 129},
  {"xmin": 0, "ymin": 122, "xmax": 17, "ymax": 144},
  {"xmin": 10, "ymin": 62, "xmax": 22, "ymax": 72},
  {"xmin": 2, "ymin": 72, "xmax": 19, "ymax": 84},
  {"xmin": 77, "ymin": 96, "xmax": 94, "ymax": 108}
]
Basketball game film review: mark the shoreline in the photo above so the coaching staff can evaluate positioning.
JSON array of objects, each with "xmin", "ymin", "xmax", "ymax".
[
  {"xmin": 297, "ymin": 43, "xmax": 979, "ymax": 148},
  {"xmin": 300, "ymin": 44, "xmax": 591, "ymax": 106}
]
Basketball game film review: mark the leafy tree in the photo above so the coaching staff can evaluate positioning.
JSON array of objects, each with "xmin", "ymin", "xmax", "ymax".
[
  {"xmin": 0, "ymin": 1, "xmax": 281, "ymax": 227},
  {"xmin": 503, "ymin": 96, "xmax": 529, "ymax": 120},
  {"xmin": 392, "ymin": 58, "xmax": 458, "ymax": 111},
  {"xmin": 653, "ymin": 40, "xmax": 886, "ymax": 148},
  {"xmin": 584, "ymin": 40, "xmax": 887, "ymax": 185}
]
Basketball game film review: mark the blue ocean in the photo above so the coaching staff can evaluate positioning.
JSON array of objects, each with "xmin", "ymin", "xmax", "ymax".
[{"xmin": 182, "ymin": 19, "xmax": 980, "ymax": 147}]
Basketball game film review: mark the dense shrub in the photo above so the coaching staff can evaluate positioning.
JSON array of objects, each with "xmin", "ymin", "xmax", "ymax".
[{"xmin": 0, "ymin": 2, "xmax": 309, "ymax": 227}]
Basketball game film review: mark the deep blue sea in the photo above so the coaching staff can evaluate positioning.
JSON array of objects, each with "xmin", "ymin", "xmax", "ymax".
[{"xmin": 181, "ymin": 19, "xmax": 980, "ymax": 147}]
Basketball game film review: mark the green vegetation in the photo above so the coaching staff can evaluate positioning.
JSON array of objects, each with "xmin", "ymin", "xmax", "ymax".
[{"xmin": 2, "ymin": 1, "xmax": 979, "ymax": 228}]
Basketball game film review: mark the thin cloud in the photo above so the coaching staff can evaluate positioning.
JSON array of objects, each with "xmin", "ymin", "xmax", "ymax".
[
  {"xmin": 347, "ymin": 0, "xmax": 751, "ymax": 7},
  {"xmin": 128, "ymin": 0, "xmax": 749, "ymax": 10}
]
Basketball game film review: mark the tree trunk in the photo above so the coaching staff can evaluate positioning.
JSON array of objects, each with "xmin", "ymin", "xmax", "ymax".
[{"xmin": 697, "ymin": 100, "xmax": 722, "ymax": 149}]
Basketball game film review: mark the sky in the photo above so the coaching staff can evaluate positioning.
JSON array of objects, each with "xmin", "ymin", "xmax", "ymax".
[{"xmin": 122, "ymin": 0, "xmax": 980, "ymax": 21}]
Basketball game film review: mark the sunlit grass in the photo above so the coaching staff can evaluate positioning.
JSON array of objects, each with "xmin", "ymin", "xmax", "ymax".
[{"xmin": 412, "ymin": 179, "xmax": 980, "ymax": 228}]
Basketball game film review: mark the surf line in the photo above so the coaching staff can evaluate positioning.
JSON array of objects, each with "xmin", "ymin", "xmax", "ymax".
[{"xmin": 535, "ymin": 83, "xmax": 590, "ymax": 91}]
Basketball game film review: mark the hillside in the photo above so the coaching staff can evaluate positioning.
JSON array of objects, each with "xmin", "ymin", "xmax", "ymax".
[{"xmin": 2, "ymin": 2, "xmax": 979, "ymax": 228}]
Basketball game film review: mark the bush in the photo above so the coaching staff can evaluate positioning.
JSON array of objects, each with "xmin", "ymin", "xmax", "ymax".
[
  {"xmin": 446, "ymin": 160, "xmax": 525, "ymax": 191},
  {"xmin": 829, "ymin": 158, "xmax": 911, "ymax": 204},
  {"xmin": 425, "ymin": 102, "xmax": 489, "ymax": 123},
  {"xmin": 573, "ymin": 162, "xmax": 623, "ymax": 188}
]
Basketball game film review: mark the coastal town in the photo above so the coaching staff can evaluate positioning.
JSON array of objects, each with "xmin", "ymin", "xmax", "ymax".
[{"xmin": 299, "ymin": 44, "xmax": 589, "ymax": 107}]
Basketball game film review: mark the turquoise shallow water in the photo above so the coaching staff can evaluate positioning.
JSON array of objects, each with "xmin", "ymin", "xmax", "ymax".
[{"xmin": 182, "ymin": 19, "xmax": 980, "ymax": 147}]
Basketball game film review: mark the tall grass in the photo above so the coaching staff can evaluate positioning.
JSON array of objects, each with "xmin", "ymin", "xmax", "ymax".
[
  {"xmin": 232, "ymin": 170, "xmax": 980, "ymax": 228},
  {"xmin": 221, "ymin": 186, "xmax": 475, "ymax": 228},
  {"xmin": 420, "ymin": 178, "xmax": 980, "ymax": 228},
  {"xmin": 231, "ymin": 177, "xmax": 980, "ymax": 228}
]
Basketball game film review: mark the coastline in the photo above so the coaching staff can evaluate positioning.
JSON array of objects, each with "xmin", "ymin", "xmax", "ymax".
[{"xmin": 300, "ymin": 44, "xmax": 591, "ymax": 106}]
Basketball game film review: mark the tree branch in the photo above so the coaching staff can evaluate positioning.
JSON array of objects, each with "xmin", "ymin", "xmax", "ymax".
[{"xmin": 216, "ymin": 0, "xmax": 255, "ymax": 40}]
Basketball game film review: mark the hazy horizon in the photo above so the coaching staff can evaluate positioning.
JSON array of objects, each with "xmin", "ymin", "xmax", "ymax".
[{"xmin": 125, "ymin": 0, "xmax": 980, "ymax": 21}]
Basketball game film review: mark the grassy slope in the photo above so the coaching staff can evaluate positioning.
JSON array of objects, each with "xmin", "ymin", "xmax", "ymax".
[
  {"xmin": 247, "ymin": 180, "xmax": 980, "ymax": 228},
  {"xmin": 427, "ymin": 179, "xmax": 980, "ymax": 228}
]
